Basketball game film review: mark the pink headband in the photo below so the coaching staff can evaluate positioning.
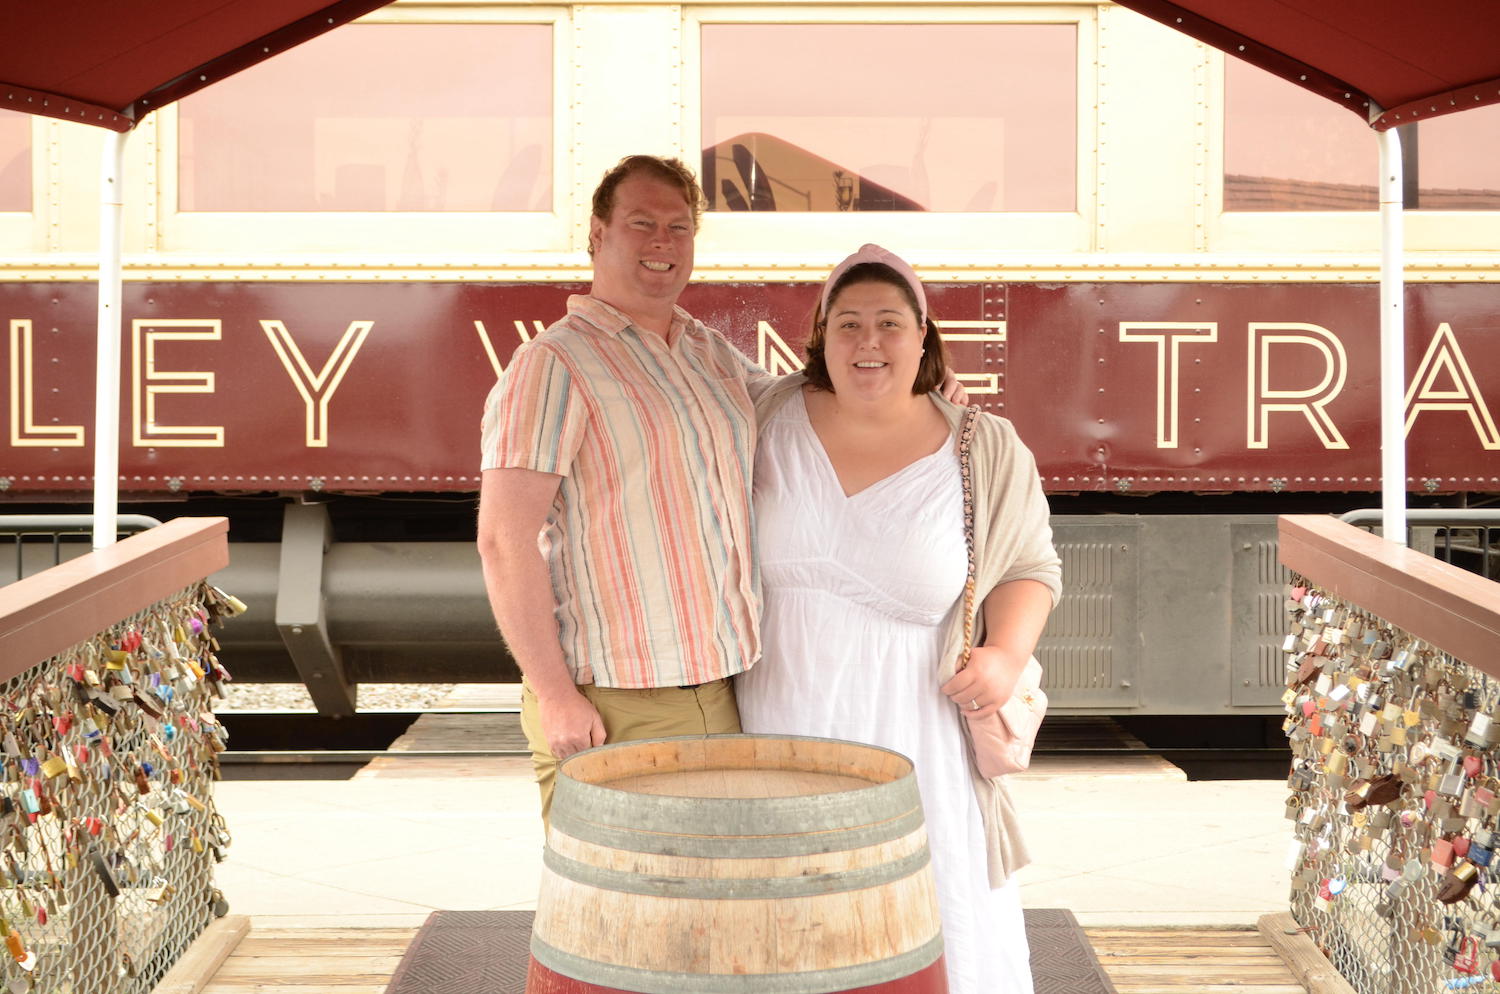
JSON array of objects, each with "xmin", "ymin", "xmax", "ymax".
[{"xmin": 819, "ymin": 243, "xmax": 928, "ymax": 326}]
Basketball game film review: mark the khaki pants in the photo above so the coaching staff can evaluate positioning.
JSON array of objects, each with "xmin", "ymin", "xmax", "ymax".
[{"xmin": 520, "ymin": 678, "xmax": 741, "ymax": 827}]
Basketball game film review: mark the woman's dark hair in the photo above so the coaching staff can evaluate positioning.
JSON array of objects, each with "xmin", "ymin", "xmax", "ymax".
[{"xmin": 803, "ymin": 262, "xmax": 948, "ymax": 394}]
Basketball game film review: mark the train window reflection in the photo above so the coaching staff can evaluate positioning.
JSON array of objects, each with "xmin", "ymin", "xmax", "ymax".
[
  {"xmin": 178, "ymin": 24, "xmax": 551, "ymax": 212},
  {"xmin": 700, "ymin": 23, "xmax": 1076, "ymax": 213},
  {"xmin": 1226, "ymin": 61, "xmax": 1500, "ymax": 212},
  {"xmin": 0, "ymin": 110, "xmax": 31, "ymax": 212},
  {"xmin": 1411, "ymin": 104, "xmax": 1500, "ymax": 210},
  {"xmin": 1223, "ymin": 58, "xmax": 1376, "ymax": 211}
]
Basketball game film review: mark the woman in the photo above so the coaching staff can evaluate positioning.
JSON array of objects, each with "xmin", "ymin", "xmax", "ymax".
[{"xmin": 736, "ymin": 244, "xmax": 1062, "ymax": 994}]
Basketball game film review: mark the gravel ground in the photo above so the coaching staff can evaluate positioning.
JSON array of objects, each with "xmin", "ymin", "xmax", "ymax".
[{"xmin": 216, "ymin": 682, "xmax": 457, "ymax": 712}]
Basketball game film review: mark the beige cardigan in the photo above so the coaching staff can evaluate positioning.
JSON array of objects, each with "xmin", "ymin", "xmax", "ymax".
[{"xmin": 754, "ymin": 375, "xmax": 1063, "ymax": 886}]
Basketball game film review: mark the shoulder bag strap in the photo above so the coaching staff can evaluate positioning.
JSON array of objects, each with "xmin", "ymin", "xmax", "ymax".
[{"xmin": 957, "ymin": 405, "xmax": 981, "ymax": 671}]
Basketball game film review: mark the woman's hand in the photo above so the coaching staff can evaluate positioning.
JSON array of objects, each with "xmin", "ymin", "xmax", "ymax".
[{"xmin": 941, "ymin": 646, "xmax": 1027, "ymax": 719}]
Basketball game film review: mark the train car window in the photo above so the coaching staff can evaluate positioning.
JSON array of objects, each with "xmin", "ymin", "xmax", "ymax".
[
  {"xmin": 1223, "ymin": 57, "xmax": 1376, "ymax": 211},
  {"xmin": 699, "ymin": 23, "xmax": 1075, "ymax": 213},
  {"xmin": 0, "ymin": 109, "xmax": 30, "ymax": 212},
  {"xmin": 177, "ymin": 23, "xmax": 552, "ymax": 212},
  {"xmin": 1412, "ymin": 104, "xmax": 1500, "ymax": 211},
  {"xmin": 1226, "ymin": 60, "xmax": 1500, "ymax": 213}
]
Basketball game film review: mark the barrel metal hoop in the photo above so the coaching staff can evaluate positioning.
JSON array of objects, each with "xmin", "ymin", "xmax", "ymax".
[
  {"xmin": 552, "ymin": 772, "xmax": 921, "ymax": 845},
  {"xmin": 550, "ymin": 803, "xmax": 925, "ymax": 859},
  {"xmin": 541, "ymin": 843, "xmax": 931, "ymax": 900},
  {"xmin": 530, "ymin": 933, "xmax": 945, "ymax": 994}
]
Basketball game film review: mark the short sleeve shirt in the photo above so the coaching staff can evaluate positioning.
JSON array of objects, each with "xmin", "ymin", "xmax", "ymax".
[{"xmin": 480, "ymin": 295, "xmax": 766, "ymax": 688}]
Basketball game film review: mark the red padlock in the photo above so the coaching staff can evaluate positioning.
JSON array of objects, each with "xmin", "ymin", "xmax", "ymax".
[
  {"xmin": 1454, "ymin": 936, "xmax": 1481, "ymax": 975},
  {"xmin": 1464, "ymin": 755, "xmax": 1483, "ymax": 777},
  {"xmin": 1489, "ymin": 960, "xmax": 1500, "ymax": 981},
  {"xmin": 1454, "ymin": 836, "xmax": 1472, "ymax": 859}
]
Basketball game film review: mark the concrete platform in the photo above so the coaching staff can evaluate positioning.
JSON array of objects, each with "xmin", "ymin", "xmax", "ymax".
[{"xmin": 209, "ymin": 755, "xmax": 1292, "ymax": 930}]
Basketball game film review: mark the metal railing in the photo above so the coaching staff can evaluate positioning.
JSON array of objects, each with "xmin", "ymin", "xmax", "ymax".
[
  {"xmin": 1340, "ymin": 509, "xmax": 1500, "ymax": 582},
  {"xmin": 0, "ymin": 519, "xmax": 236, "ymax": 993},
  {"xmin": 1, "ymin": 515, "xmax": 162, "ymax": 585},
  {"xmin": 1279, "ymin": 515, "xmax": 1500, "ymax": 994}
]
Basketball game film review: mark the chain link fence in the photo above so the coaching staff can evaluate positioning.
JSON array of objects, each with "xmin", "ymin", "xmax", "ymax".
[
  {"xmin": 0, "ymin": 580, "xmax": 239, "ymax": 994},
  {"xmin": 1283, "ymin": 577, "xmax": 1500, "ymax": 993}
]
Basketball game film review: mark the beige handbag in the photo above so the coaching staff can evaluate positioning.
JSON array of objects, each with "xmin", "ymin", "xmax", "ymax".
[{"xmin": 956, "ymin": 406, "xmax": 1047, "ymax": 779}]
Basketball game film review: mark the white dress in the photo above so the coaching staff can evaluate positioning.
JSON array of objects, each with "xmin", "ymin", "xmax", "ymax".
[{"xmin": 737, "ymin": 391, "xmax": 1033, "ymax": 994}]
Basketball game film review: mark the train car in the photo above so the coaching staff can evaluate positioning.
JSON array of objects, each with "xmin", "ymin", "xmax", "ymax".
[{"xmin": 2, "ymin": 0, "xmax": 1498, "ymax": 716}]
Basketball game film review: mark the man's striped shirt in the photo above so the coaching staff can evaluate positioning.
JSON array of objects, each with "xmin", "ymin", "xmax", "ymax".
[{"xmin": 480, "ymin": 295, "xmax": 765, "ymax": 688}]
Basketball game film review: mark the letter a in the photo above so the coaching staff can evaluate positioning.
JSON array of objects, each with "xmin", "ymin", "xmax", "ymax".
[{"xmin": 1404, "ymin": 323, "xmax": 1500, "ymax": 449}]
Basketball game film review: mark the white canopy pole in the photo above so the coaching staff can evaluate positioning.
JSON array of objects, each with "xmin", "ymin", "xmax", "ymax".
[
  {"xmin": 92, "ymin": 130, "xmax": 128, "ymax": 551},
  {"xmin": 1376, "ymin": 123, "xmax": 1406, "ymax": 547}
]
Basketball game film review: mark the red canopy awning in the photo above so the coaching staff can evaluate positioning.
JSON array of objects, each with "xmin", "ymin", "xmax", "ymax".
[
  {"xmin": 1113, "ymin": 0, "xmax": 1500, "ymax": 130},
  {"xmin": 0, "ymin": 0, "xmax": 390, "ymax": 132}
]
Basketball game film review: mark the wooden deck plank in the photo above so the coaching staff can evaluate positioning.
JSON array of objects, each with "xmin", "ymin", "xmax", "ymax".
[
  {"xmin": 199, "ymin": 924, "xmax": 1308, "ymax": 993},
  {"xmin": 1091, "ymin": 930, "xmax": 1276, "ymax": 943},
  {"xmin": 155, "ymin": 915, "xmax": 252, "ymax": 994}
]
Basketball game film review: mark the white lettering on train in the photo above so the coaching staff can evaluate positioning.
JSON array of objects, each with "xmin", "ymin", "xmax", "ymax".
[
  {"xmin": 473, "ymin": 319, "xmax": 544, "ymax": 378},
  {"xmin": 1247, "ymin": 323, "xmax": 1349, "ymax": 450},
  {"xmin": 1404, "ymin": 323, "xmax": 1500, "ymax": 449},
  {"xmin": 757, "ymin": 321, "xmax": 803, "ymax": 376},
  {"xmin": 935, "ymin": 320, "xmax": 1006, "ymax": 396},
  {"xmin": 1117, "ymin": 322, "xmax": 1218, "ymax": 448},
  {"xmin": 260, "ymin": 320, "xmax": 373, "ymax": 448},
  {"xmin": 132, "ymin": 319, "xmax": 225, "ymax": 447},
  {"xmin": 8, "ymin": 320, "xmax": 85, "ymax": 447},
  {"xmin": 7, "ymin": 315, "xmax": 1498, "ymax": 456}
]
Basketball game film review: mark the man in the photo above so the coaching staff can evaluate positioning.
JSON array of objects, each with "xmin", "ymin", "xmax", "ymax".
[{"xmin": 477, "ymin": 155, "xmax": 765, "ymax": 821}]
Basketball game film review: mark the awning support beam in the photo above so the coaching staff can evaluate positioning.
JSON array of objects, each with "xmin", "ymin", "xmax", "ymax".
[
  {"xmin": 91, "ymin": 130, "xmax": 127, "ymax": 551},
  {"xmin": 1377, "ymin": 123, "xmax": 1406, "ymax": 546}
]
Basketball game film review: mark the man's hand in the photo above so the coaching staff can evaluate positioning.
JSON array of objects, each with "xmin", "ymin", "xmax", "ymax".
[
  {"xmin": 536, "ymin": 684, "xmax": 607, "ymax": 759},
  {"xmin": 939, "ymin": 368, "xmax": 969, "ymax": 405}
]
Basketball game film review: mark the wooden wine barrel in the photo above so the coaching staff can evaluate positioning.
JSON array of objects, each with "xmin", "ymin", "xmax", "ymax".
[{"xmin": 527, "ymin": 734, "xmax": 946, "ymax": 994}]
